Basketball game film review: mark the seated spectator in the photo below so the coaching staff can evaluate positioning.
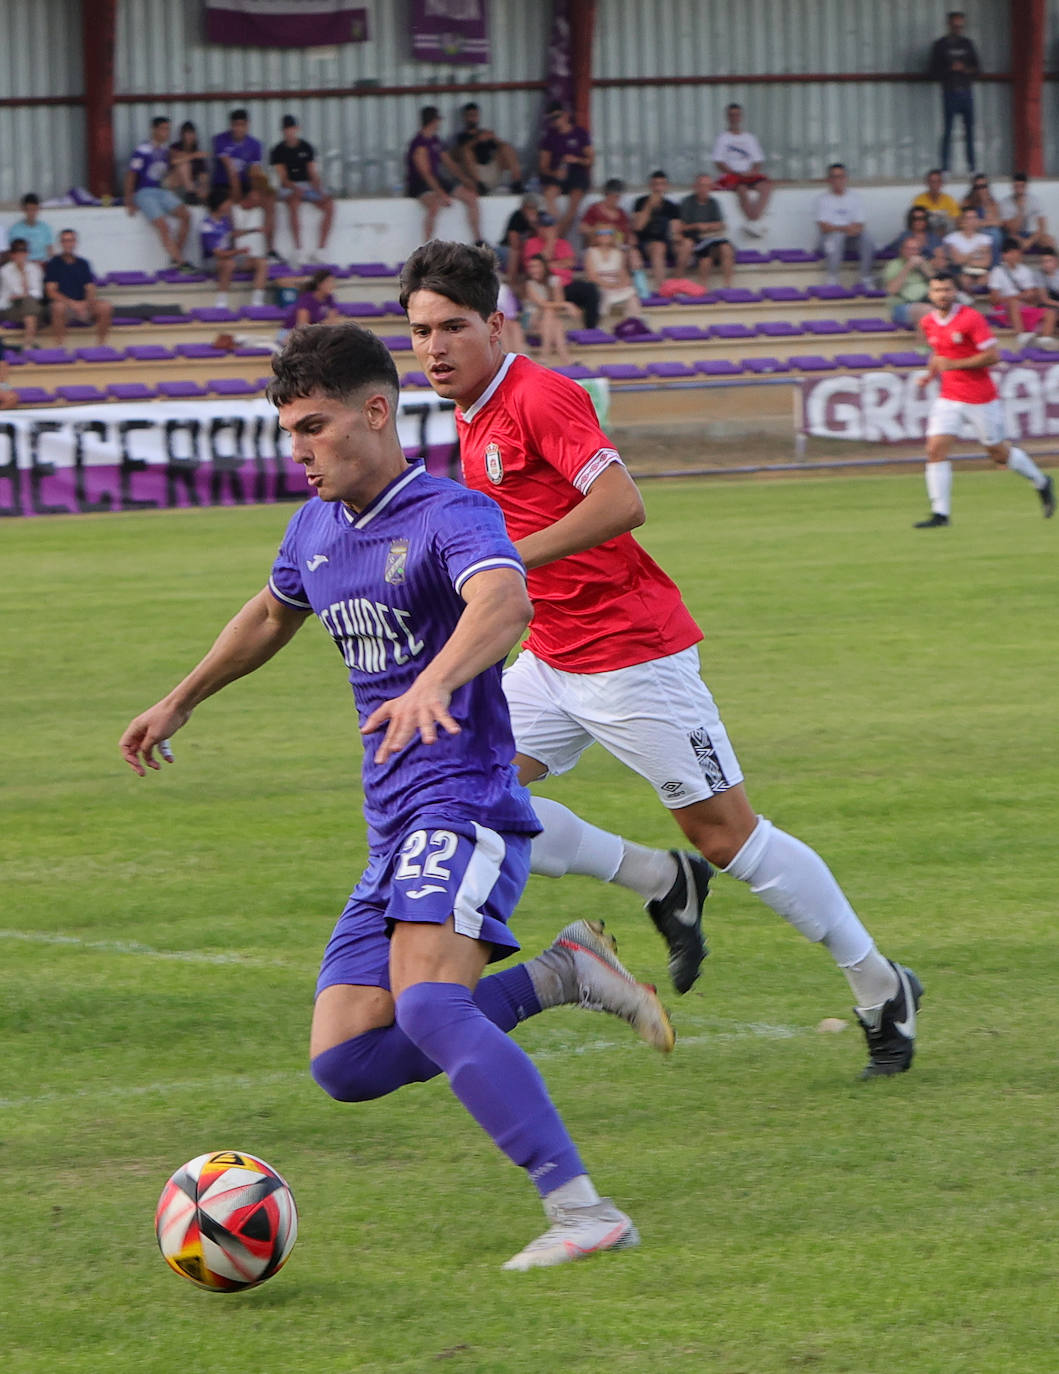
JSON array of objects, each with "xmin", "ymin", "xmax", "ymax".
[
  {"xmin": 675, "ymin": 174, "xmax": 734, "ymax": 287},
  {"xmin": 282, "ymin": 269, "xmax": 341, "ymax": 337},
  {"xmin": 711, "ymin": 102, "xmax": 771, "ymax": 235},
  {"xmin": 910, "ymin": 169, "xmax": 961, "ymax": 236},
  {"xmin": 0, "ymin": 338, "xmax": 16, "ymax": 408},
  {"xmin": 453, "ymin": 102, "xmax": 522, "ymax": 194},
  {"xmin": 0, "ymin": 238, "xmax": 44, "ymax": 343},
  {"xmin": 580, "ymin": 178, "xmax": 633, "ymax": 245},
  {"xmin": 43, "ymin": 229, "xmax": 113, "ymax": 344},
  {"xmin": 943, "ymin": 207, "xmax": 992, "ymax": 276},
  {"xmin": 988, "ymin": 236, "xmax": 1059, "ymax": 348},
  {"xmin": 495, "ymin": 278, "xmax": 526, "ymax": 355},
  {"xmin": 406, "ymin": 105, "xmax": 481, "ymax": 243},
  {"xmin": 889, "ymin": 205, "xmax": 945, "ymax": 257},
  {"xmin": 522, "ymin": 212, "xmax": 600, "ymax": 328},
  {"xmin": 522, "ymin": 253, "xmax": 577, "ymax": 365},
  {"xmin": 6, "ymin": 193, "xmax": 55, "ymax": 263},
  {"xmin": 270, "ymin": 114, "xmax": 335, "ymax": 267},
  {"xmin": 583, "ymin": 226, "xmax": 637, "ymax": 322},
  {"xmin": 632, "ymin": 170, "xmax": 680, "ymax": 290},
  {"xmin": 200, "ymin": 188, "xmax": 267, "ymax": 309},
  {"xmin": 124, "ymin": 116, "xmax": 194, "ymax": 271},
  {"xmin": 499, "ymin": 192, "xmax": 541, "ymax": 279},
  {"xmin": 884, "ymin": 234, "xmax": 945, "ymax": 329},
  {"xmin": 170, "ymin": 120, "xmax": 209, "ymax": 203},
  {"xmin": 538, "ymin": 102, "xmax": 594, "ymax": 238},
  {"xmin": 960, "ymin": 174, "xmax": 1003, "ymax": 261},
  {"xmin": 815, "ymin": 162, "xmax": 876, "ymax": 288},
  {"xmin": 1037, "ymin": 250, "xmax": 1059, "ymax": 307},
  {"xmin": 999, "ymin": 172, "xmax": 1054, "ymax": 256},
  {"xmin": 212, "ymin": 108, "xmax": 276, "ymax": 257}
]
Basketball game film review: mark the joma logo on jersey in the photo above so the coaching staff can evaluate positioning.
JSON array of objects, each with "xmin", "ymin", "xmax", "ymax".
[
  {"xmin": 484, "ymin": 441, "xmax": 503, "ymax": 484},
  {"xmin": 385, "ymin": 538, "xmax": 409, "ymax": 585}
]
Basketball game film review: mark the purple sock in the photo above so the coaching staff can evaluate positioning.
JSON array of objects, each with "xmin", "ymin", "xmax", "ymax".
[
  {"xmin": 474, "ymin": 963, "xmax": 541, "ymax": 1032},
  {"xmin": 395, "ymin": 980, "xmax": 585, "ymax": 1196}
]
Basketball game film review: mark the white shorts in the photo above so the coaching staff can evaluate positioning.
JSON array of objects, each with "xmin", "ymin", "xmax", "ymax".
[
  {"xmin": 503, "ymin": 646, "xmax": 743, "ymax": 810},
  {"xmin": 927, "ymin": 396, "xmax": 1006, "ymax": 446}
]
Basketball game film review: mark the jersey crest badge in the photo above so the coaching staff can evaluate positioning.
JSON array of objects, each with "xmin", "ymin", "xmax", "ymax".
[
  {"xmin": 484, "ymin": 441, "xmax": 503, "ymax": 485},
  {"xmin": 953, "ymin": 332, "xmax": 963, "ymax": 342},
  {"xmin": 385, "ymin": 538, "xmax": 409, "ymax": 585}
]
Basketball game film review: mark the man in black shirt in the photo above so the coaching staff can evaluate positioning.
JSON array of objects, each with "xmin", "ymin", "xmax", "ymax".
[
  {"xmin": 270, "ymin": 115, "xmax": 335, "ymax": 266},
  {"xmin": 929, "ymin": 11, "xmax": 980, "ymax": 174},
  {"xmin": 632, "ymin": 170, "xmax": 680, "ymax": 291},
  {"xmin": 453, "ymin": 103, "xmax": 523, "ymax": 195}
]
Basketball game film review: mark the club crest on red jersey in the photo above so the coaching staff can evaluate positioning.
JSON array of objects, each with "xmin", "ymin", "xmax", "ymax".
[
  {"xmin": 385, "ymin": 538, "xmax": 409, "ymax": 584},
  {"xmin": 484, "ymin": 441, "xmax": 503, "ymax": 485},
  {"xmin": 953, "ymin": 332, "xmax": 963, "ymax": 342}
]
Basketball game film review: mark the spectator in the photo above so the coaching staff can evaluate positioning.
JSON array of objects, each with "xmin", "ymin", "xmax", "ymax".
[
  {"xmin": 0, "ymin": 238, "xmax": 44, "ymax": 343},
  {"xmin": 910, "ymin": 169, "xmax": 962, "ymax": 236},
  {"xmin": 711, "ymin": 102, "xmax": 771, "ymax": 235},
  {"xmin": 999, "ymin": 173, "xmax": 1054, "ymax": 256},
  {"xmin": 0, "ymin": 339, "xmax": 16, "ymax": 408},
  {"xmin": 453, "ymin": 102, "xmax": 523, "ymax": 195},
  {"xmin": 283, "ymin": 269, "xmax": 342, "ymax": 333},
  {"xmin": 961, "ymin": 173, "xmax": 1003, "ymax": 262},
  {"xmin": 124, "ymin": 116, "xmax": 194, "ymax": 272},
  {"xmin": 270, "ymin": 115, "xmax": 335, "ymax": 267},
  {"xmin": 988, "ymin": 237, "xmax": 1059, "ymax": 348},
  {"xmin": 522, "ymin": 212, "xmax": 600, "ymax": 328},
  {"xmin": 1037, "ymin": 250, "xmax": 1059, "ymax": 308},
  {"xmin": 632, "ymin": 169, "xmax": 680, "ymax": 291},
  {"xmin": 890, "ymin": 206, "xmax": 945, "ymax": 258},
  {"xmin": 814, "ymin": 162, "xmax": 876, "ymax": 288},
  {"xmin": 538, "ymin": 102, "xmax": 594, "ymax": 238},
  {"xmin": 405, "ymin": 105, "xmax": 481, "ymax": 243},
  {"xmin": 200, "ymin": 187, "xmax": 267, "ymax": 309},
  {"xmin": 583, "ymin": 226, "xmax": 638, "ymax": 322},
  {"xmin": 929, "ymin": 10, "xmax": 980, "ymax": 174},
  {"xmin": 522, "ymin": 253, "xmax": 577, "ymax": 365},
  {"xmin": 43, "ymin": 229, "xmax": 113, "ymax": 345},
  {"xmin": 212, "ymin": 108, "xmax": 276, "ymax": 258},
  {"xmin": 580, "ymin": 178, "xmax": 633, "ymax": 245},
  {"xmin": 883, "ymin": 234, "xmax": 944, "ymax": 329},
  {"xmin": 170, "ymin": 120, "xmax": 209, "ymax": 203},
  {"xmin": 6, "ymin": 193, "xmax": 55, "ymax": 263},
  {"xmin": 675, "ymin": 173, "xmax": 734, "ymax": 287},
  {"xmin": 943, "ymin": 207, "xmax": 992, "ymax": 278},
  {"xmin": 499, "ymin": 192, "xmax": 542, "ymax": 279},
  {"xmin": 496, "ymin": 277, "xmax": 526, "ymax": 355}
]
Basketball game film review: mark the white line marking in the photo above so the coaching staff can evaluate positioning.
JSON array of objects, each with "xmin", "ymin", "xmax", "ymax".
[{"xmin": 0, "ymin": 928, "xmax": 297, "ymax": 968}]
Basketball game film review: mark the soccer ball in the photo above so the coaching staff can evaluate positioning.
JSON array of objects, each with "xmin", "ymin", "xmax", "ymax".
[{"xmin": 155, "ymin": 1150, "xmax": 298, "ymax": 1292}]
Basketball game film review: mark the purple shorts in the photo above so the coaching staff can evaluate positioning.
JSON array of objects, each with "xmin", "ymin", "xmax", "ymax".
[{"xmin": 315, "ymin": 816, "xmax": 530, "ymax": 997}]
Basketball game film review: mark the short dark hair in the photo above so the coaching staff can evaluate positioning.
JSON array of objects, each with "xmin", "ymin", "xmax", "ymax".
[
  {"xmin": 726, "ymin": 102, "xmax": 742, "ymax": 113},
  {"xmin": 60, "ymin": 227, "xmax": 76, "ymax": 238},
  {"xmin": 207, "ymin": 187, "xmax": 230, "ymax": 213},
  {"xmin": 9, "ymin": 238, "xmax": 28, "ymax": 252},
  {"xmin": 1001, "ymin": 235, "xmax": 1021, "ymax": 254},
  {"xmin": 230, "ymin": 107, "xmax": 248, "ymax": 122},
  {"xmin": 267, "ymin": 324, "xmax": 400, "ymax": 409},
  {"xmin": 399, "ymin": 240, "xmax": 499, "ymax": 320},
  {"xmin": 929, "ymin": 269, "xmax": 955, "ymax": 284},
  {"xmin": 1013, "ymin": 170, "xmax": 1028, "ymax": 183},
  {"xmin": 179, "ymin": 120, "xmax": 196, "ymax": 135},
  {"xmin": 420, "ymin": 105, "xmax": 440, "ymax": 126},
  {"xmin": 152, "ymin": 115, "xmax": 169, "ymax": 129},
  {"xmin": 649, "ymin": 169, "xmax": 667, "ymax": 180},
  {"xmin": 20, "ymin": 192, "xmax": 39, "ymax": 206},
  {"xmin": 927, "ymin": 167, "xmax": 942, "ymax": 177},
  {"xmin": 461, "ymin": 101, "xmax": 479, "ymax": 114},
  {"xmin": 828, "ymin": 161, "xmax": 846, "ymax": 174},
  {"xmin": 603, "ymin": 177, "xmax": 624, "ymax": 194}
]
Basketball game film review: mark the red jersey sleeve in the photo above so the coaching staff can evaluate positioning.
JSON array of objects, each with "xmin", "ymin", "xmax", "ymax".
[
  {"xmin": 964, "ymin": 308, "xmax": 996, "ymax": 351},
  {"xmin": 510, "ymin": 368, "xmax": 621, "ymax": 494}
]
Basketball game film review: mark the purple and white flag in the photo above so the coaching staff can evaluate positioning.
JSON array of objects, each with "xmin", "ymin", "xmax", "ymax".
[
  {"xmin": 410, "ymin": 0, "xmax": 489, "ymax": 64},
  {"xmin": 204, "ymin": 1, "xmax": 369, "ymax": 48}
]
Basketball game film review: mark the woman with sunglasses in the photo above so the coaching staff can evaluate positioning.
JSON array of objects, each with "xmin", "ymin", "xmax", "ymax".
[{"xmin": 961, "ymin": 175, "xmax": 1003, "ymax": 262}]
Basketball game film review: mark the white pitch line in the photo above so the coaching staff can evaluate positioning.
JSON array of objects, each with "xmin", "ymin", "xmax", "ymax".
[{"xmin": 0, "ymin": 928, "xmax": 298, "ymax": 969}]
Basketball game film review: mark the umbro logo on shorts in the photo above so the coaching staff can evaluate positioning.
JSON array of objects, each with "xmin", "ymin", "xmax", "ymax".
[{"xmin": 689, "ymin": 727, "xmax": 730, "ymax": 791}]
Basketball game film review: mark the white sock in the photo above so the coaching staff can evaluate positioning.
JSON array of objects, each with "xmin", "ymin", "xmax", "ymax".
[
  {"xmin": 615, "ymin": 842, "xmax": 679, "ymax": 903},
  {"xmin": 925, "ymin": 460, "xmax": 952, "ymax": 515},
  {"xmin": 251, "ymin": 288, "xmax": 266, "ymax": 307},
  {"xmin": 1007, "ymin": 446, "xmax": 1046, "ymax": 487},
  {"xmin": 544, "ymin": 1173, "xmax": 600, "ymax": 1213},
  {"xmin": 528, "ymin": 798, "xmax": 677, "ymax": 902},
  {"xmin": 214, "ymin": 292, "xmax": 228, "ymax": 308},
  {"xmin": 846, "ymin": 948, "xmax": 900, "ymax": 1009}
]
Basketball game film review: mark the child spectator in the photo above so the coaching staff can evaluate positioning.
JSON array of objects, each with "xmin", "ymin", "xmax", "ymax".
[
  {"xmin": 6, "ymin": 194, "xmax": 55, "ymax": 263},
  {"xmin": 200, "ymin": 187, "xmax": 267, "ymax": 309},
  {"xmin": 0, "ymin": 239, "xmax": 44, "ymax": 343},
  {"xmin": 283, "ymin": 269, "xmax": 341, "ymax": 332}
]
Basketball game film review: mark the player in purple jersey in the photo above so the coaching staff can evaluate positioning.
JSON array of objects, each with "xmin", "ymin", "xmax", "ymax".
[
  {"xmin": 119, "ymin": 323, "xmax": 673, "ymax": 1271},
  {"xmin": 212, "ymin": 108, "xmax": 276, "ymax": 257}
]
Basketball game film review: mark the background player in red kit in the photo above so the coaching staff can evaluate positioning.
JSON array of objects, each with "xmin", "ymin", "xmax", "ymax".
[
  {"xmin": 915, "ymin": 269, "xmax": 1055, "ymax": 527},
  {"xmin": 401, "ymin": 241, "xmax": 922, "ymax": 1079}
]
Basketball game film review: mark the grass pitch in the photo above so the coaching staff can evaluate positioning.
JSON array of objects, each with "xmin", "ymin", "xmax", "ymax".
[{"xmin": 2, "ymin": 471, "xmax": 1057, "ymax": 1374}]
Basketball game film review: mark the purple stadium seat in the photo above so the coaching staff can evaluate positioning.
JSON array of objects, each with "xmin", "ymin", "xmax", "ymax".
[
  {"xmin": 788, "ymin": 355, "xmax": 836, "ymax": 371},
  {"xmin": 150, "ymin": 314, "xmax": 189, "ymax": 326},
  {"xmin": 175, "ymin": 343, "xmax": 227, "ymax": 359},
  {"xmin": 713, "ymin": 287, "xmax": 761, "ymax": 303},
  {"xmin": 675, "ymin": 291, "xmax": 718, "ymax": 305},
  {"xmin": 552, "ymin": 363, "xmax": 598, "ymax": 379},
  {"xmin": 126, "ymin": 344, "xmax": 175, "ymax": 360},
  {"xmin": 803, "ymin": 319, "xmax": 851, "ymax": 335},
  {"xmin": 234, "ymin": 344, "xmax": 276, "ymax": 357},
  {"xmin": 646, "ymin": 360, "xmax": 696, "ymax": 378},
  {"xmin": 193, "ymin": 307, "xmax": 241, "ymax": 323},
  {"xmin": 110, "ymin": 315, "xmax": 143, "ymax": 327},
  {"xmin": 834, "ymin": 353, "xmax": 879, "ymax": 369},
  {"xmin": 711, "ymin": 323, "xmax": 754, "ymax": 339},
  {"xmin": 597, "ymin": 363, "xmax": 648, "ymax": 380},
  {"xmin": 879, "ymin": 351, "xmax": 927, "ymax": 368},
  {"xmin": 13, "ymin": 386, "xmax": 55, "ymax": 404},
  {"xmin": 108, "ymin": 383, "xmax": 157, "ymax": 400},
  {"xmin": 808, "ymin": 284, "xmax": 856, "ymax": 300},
  {"xmin": 157, "ymin": 268, "xmax": 208, "ymax": 284},
  {"xmin": 755, "ymin": 321, "xmax": 805, "ymax": 337},
  {"xmin": 267, "ymin": 262, "xmax": 299, "ymax": 279},
  {"xmin": 641, "ymin": 293, "xmax": 671, "ymax": 308},
  {"xmin": 694, "ymin": 359, "xmax": 744, "ymax": 376},
  {"xmin": 400, "ymin": 371, "xmax": 431, "ymax": 388},
  {"xmin": 859, "ymin": 287, "xmax": 888, "ymax": 299},
  {"xmin": 76, "ymin": 346, "xmax": 125, "ymax": 363},
  {"xmin": 57, "ymin": 384, "xmax": 109, "ymax": 403},
  {"xmin": 617, "ymin": 329, "xmax": 664, "ymax": 343},
  {"xmin": 106, "ymin": 270, "xmax": 157, "ymax": 287},
  {"xmin": 770, "ymin": 248, "xmax": 817, "ymax": 264},
  {"xmin": 24, "ymin": 348, "xmax": 77, "ymax": 365},
  {"xmin": 761, "ymin": 286, "xmax": 810, "ymax": 302},
  {"xmin": 734, "ymin": 250, "xmax": 771, "ymax": 264},
  {"xmin": 3, "ymin": 350, "xmax": 25, "ymax": 366},
  {"xmin": 380, "ymin": 334, "xmax": 412, "ymax": 352},
  {"xmin": 742, "ymin": 357, "xmax": 790, "ymax": 373},
  {"xmin": 351, "ymin": 262, "xmax": 395, "ymax": 277},
  {"xmin": 999, "ymin": 348, "xmax": 1026, "ymax": 363},
  {"xmin": 848, "ymin": 317, "xmax": 898, "ymax": 333},
  {"xmin": 339, "ymin": 301, "xmax": 386, "ymax": 317},
  {"xmin": 157, "ymin": 380, "xmax": 209, "ymax": 398},
  {"xmin": 568, "ymin": 328, "xmax": 617, "ymax": 345},
  {"xmin": 380, "ymin": 301, "xmax": 405, "ymax": 315},
  {"xmin": 208, "ymin": 377, "xmax": 260, "ymax": 396},
  {"xmin": 661, "ymin": 325, "xmax": 710, "ymax": 341},
  {"xmin": 242, "ymin": 305, "xmax": 285, "ymax": 322}
]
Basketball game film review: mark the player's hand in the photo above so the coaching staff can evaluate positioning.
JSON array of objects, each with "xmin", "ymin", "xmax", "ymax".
[
  {"xmin": 361, "ymin": 683, "xmax": 460, "ymax": 765},
  {"xmin": 120, "ymin": 703, "xmax": 190, "ymax": 776}
]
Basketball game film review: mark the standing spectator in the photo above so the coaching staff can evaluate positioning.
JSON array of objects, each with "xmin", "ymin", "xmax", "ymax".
[
  {"xmin": 43, "ymin": 229, "xmax": 113, "ymax": 345},
  {"xmin": 999, "ymin": 173, "xmax": 1054, "ymax": 256},
  {"xmin": 943, "ymin": 207, "xmax": 993, "ymax": 278},
  {"xmin": 988, "ymin": 237, "xmax": 1059, "ymax": 348},
  {"xmin": 6, "ymin": 194, "xmax": 55, "ymax": 263},
  {"xmin": 675, "ymin": 174, "xmax": 734, "ymax": 287},
  {"xmin": 583, "ymin": 226, "xmax": 638, "ymax": 323},
  {"xmin": 124, "ymin": 116, "xmax": 194, "ymax": 272},
  {"xmin": 0, "ymin": 239, "xmax": 44, "ymax": 343},
  {"xmin": 453, "ymin": 102, "xmax": 523, "ymax": 195},
  {"xmin": 930, "ymin": 11, "xmax": 980, "ymax": 174},
  {"xmin": 580, "ymin": 178, "xmax": 633, "ymax": 245},
  {"xmin": 522, "ymin": 253, "xmax": 577, "ymax": 365},
  {"xmin": 522, "ymin": 213, "xmax": 600, "ymax": 328},
  {"xmin": 814, "ymin": 162, "xmax": 876, "ymax": 288},
  {"xmin": 270, "ymin": 115, "xmax": 335, "ymax": 267},
  {"xmin": 170, "ymin": 121, "xmax": 210, "ymax": 204},
  {"xmin": 200, "ymin": 188, "xmax": 268, "ymax": 309},
  {"xmin": 538, "ymin": 103, "xmax": 594, "ymax": 239},
  {"xmin": 405, "ymin": 106, "xmax": 481, "ymax": 244},
  {"xmin": 499, "ymin": 193, "xmax": 542, "ymax": 280},
  {"xmin": 884, "ymin": 234, "xmax": 944, "ymax": 329},
  {"xmin": 910, "ymin": 169, "xmax": 962, "ymax": 236},
  {"xmin": 212, "ymin": 108, "xmax": 277, "ymax": 258},
  {"xmin": 632, "ymin": 170, "xmax": 680, "ymax": 291},
  {"xmin": 960, "ymin": 173, "xmax": 1003, "ymax": 262},
  {"xmin": 711, "ymin": 102, "xmax": 772, "ymax": 235}
]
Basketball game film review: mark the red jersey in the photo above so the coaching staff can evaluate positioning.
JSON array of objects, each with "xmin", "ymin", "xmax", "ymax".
[
  {"xmin": 920, "ymin": 305, "xmax": 998, "ymax": 404},
  {"xmin": 456, "ymin": 354, "xmax": 702, "ymax": 673}
]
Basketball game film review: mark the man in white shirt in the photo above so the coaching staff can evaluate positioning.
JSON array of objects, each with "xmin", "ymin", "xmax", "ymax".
[
  {"xmin": 942, "ymin": 207, "xmax": 993, "ymax": 282},
  {"xmin": 999, "ymin": 173, "xmax": 1054, "ymax": 256},
  {"xmin": 0, "ymin": 238, "xmax": 44, "ymax": 343},
  {"xmin": 988, "ymin": 236, "xmax": 1058, "ymax": 347},
  {"xmin": 814, "ymin": 163, "xmax": 876, "ymax": 287},
  {"xmin": 711, "ymin": 103, "xmax": 771, "ymax": 236}
]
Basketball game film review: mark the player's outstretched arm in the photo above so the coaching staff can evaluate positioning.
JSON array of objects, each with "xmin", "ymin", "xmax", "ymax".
[
  {"xmin": 515, "ymin": 462, "xmax": 645, "ymax": 571},
  {"xmin": 362, "ymin": 567, "xmax": 531, "ymax": 765},
  {"xmin": 119, "ymin": 587, "xmax": 309, "ymax": 775}
]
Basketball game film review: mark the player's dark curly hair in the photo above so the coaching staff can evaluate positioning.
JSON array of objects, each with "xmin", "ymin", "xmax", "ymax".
[
  {"xmin": 267, "ymin": 322, "xmax": 399, "ymax": 407},
  {"xmin": 398, "ymin": 240, "xmax": 500, "ymax": 320}
]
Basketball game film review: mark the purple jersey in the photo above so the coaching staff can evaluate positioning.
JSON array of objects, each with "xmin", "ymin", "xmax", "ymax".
[
  {"xmin": 284, "ymin": 290, "xmax": 335, "ymax": 329},
  {"xmin": 212, "ymin": 131, "xmax": 263, "ymax": 185},
  {"xmin": 406, "ymin": 131, "xmax": 442, "ymax": 193},
  {"xmin": 268, "ymin": 463, "xmax": 539, "ymax": 844},
  {"xmin": 199, "ymin": 213, "xmax": 233, "ymax": 259},
  {"xmin": 540, "ymin": 124, "xmax": 591, "ymax": 175},
  {"xmin": 128, "ymin": 140, "xmax": 171, "ymax": 190}
]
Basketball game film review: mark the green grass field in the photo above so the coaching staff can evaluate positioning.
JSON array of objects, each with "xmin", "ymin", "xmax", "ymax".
[{"xmin": 3, "ymin": 471, "xmax": 1057, "ymax": 1374}]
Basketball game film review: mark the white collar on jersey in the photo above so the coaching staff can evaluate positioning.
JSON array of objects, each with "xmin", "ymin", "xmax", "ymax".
[
  {"xmin": 341, "ymin": 461, "xmax": 425, "ymax": 528},
  {"xmin": 930, "ymin": 304, "xmax": 962, "ymax": 325},
  {"xmin": 458, "ymin": 352, "xmax": 519, "ymax": 423}
]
